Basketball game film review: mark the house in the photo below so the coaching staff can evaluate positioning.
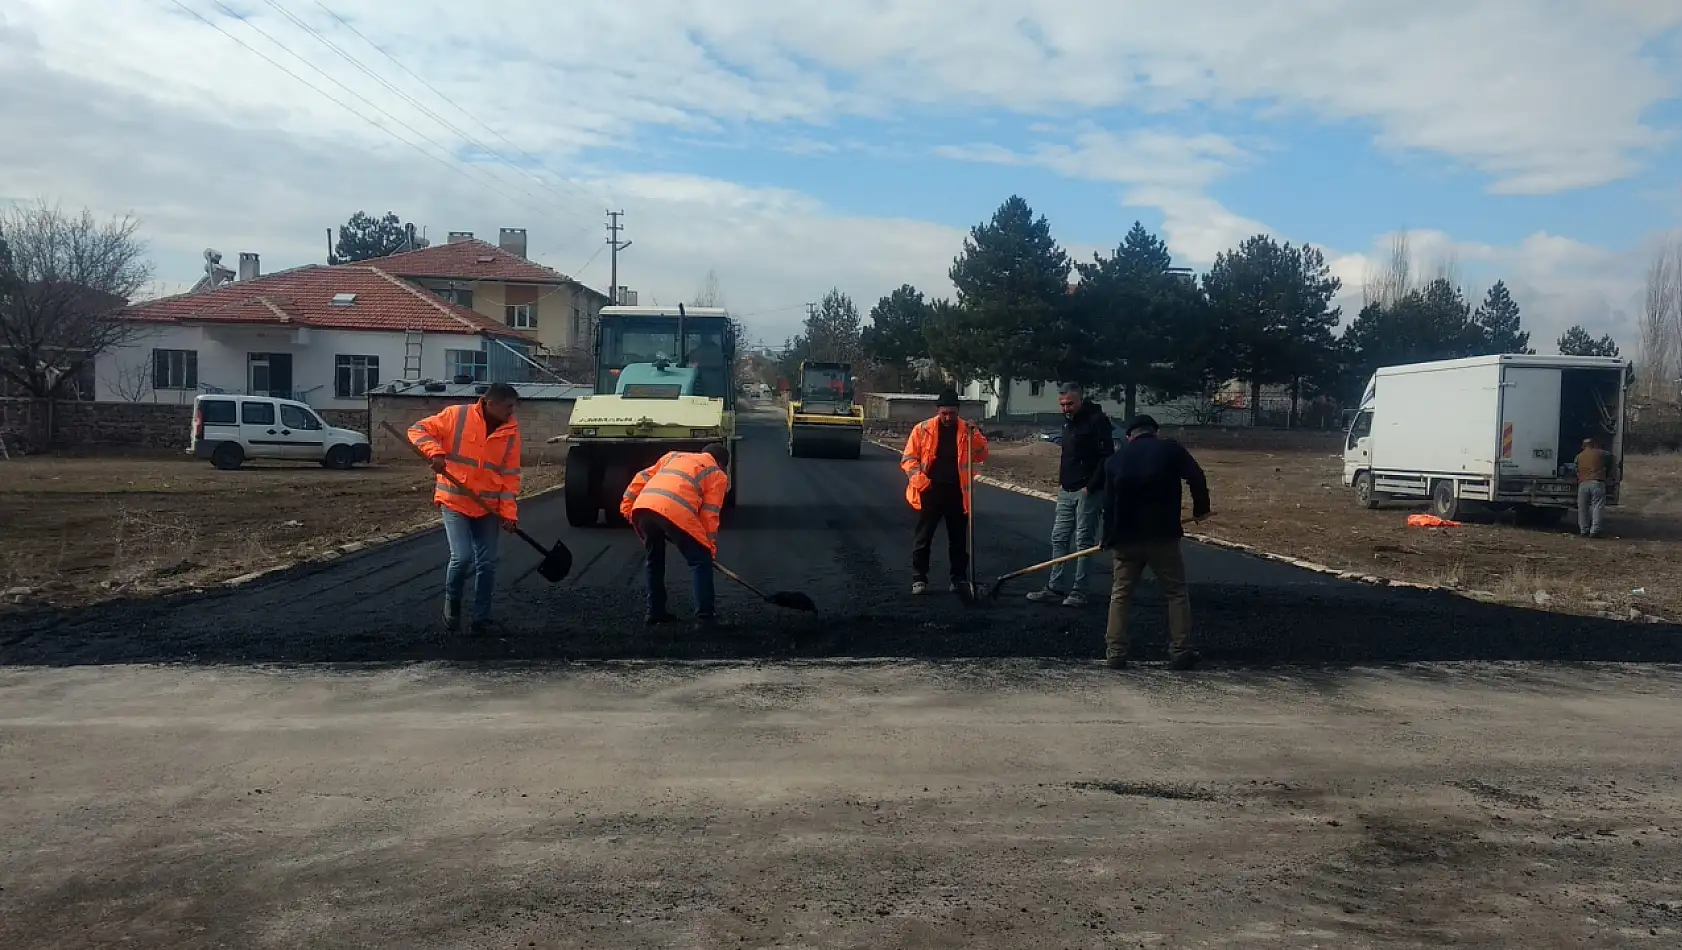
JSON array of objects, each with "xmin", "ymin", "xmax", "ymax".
[
  {"xmin": 100, "ymin": 262, "xmax": 538, "ymax": 411},
  {"xmin": 373, "ymin": 229, "xmax": 611, "ymax": 371}
]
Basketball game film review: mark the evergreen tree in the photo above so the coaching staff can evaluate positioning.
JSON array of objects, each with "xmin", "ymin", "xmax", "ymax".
[
  {"xmin": 1556, "ymin": 324, "xmax": 1621, "ymax": 357},
  {"xmin": 861, "ymin": 285, "xmax": 933, "ymax": 391},
  {"xmin": 1474, "ymin": 280, "xmax": 1532, "ymax": 354},
  {"xmin": 1071, "ymin": 221, "xmax": 1197, "ymax": 419},
  {"xmin": 927, "ymin": 195, "xmax": 1071, "ymax": 415},
  {"xmin": 332, "ymin": 211, "xmax": 428, "ymax": 263}
]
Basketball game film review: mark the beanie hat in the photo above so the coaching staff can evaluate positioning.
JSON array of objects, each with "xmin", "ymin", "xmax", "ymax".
[
  {"xmin": 1125, "ymin": 413, "xmax": 1160, "ymax": 435},
  {"xmin": 936, "ymin": 389, "xmax": 960, "ymax": 408}
]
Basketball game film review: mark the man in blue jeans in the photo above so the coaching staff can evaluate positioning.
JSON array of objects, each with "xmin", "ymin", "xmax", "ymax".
[{"xmin": 1027, "ymin": 383, "xmax": 1114, "ymax": 607}]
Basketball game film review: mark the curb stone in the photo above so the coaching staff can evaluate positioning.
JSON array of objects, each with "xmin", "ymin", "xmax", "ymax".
[
  {"xmin": 220, "ymin": 482, "xmax": 566, "ymax": 590},
  {"xmin": 867, "ymin": 438, "xmax": 1670, "ymax": 625}
]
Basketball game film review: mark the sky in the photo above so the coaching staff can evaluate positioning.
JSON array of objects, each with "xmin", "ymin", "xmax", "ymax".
[{"xmin": 3, "ymin": 0, "xmax": 1680, "ymax": 353}]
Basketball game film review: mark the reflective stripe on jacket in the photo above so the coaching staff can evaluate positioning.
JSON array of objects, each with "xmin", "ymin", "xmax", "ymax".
[
  {"xmin": 900, "ymin": 416, "xmax": 989, "ymax": 513},
  {"xmin": 407, "ymin": 402, "xmax": 522, "ymax": 520},
  {"xmin": 620, "ymin": 451, "xmax": 729, "ymax": 554}
]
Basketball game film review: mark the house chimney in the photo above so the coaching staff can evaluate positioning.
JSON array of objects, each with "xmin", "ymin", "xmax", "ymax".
[
  {"xmin": 499, "ymin": 227, "xmax": 527, "ymax": 259},
  {"xmin": 447, "ymin": 231, "xmax": 474, "ymax": 244},
  {"xmin": 238, "ymin": 252, "xmax": 260, "ymax": 282}
]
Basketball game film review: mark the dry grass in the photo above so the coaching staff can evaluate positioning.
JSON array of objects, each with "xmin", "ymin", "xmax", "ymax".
[
  {"xmin": 983, "ymin": 431, "xmax": 1682, "ymax": 622},
  {"xmin": 0, "ymin": 454, "xmax": 563, "ymax": 608}
]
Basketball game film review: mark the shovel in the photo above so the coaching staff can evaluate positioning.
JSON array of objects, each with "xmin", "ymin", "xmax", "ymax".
[
  {"xmin": 987, "ymin": 545, "xmax": 1105, "ymax": 600},
  {"xmin": 380, "ymin": 421, "xmax": 573, "ymax": 582},
  {"xmin": 714, "ymin": 562, "xmax": 817, "ymax": 612}
]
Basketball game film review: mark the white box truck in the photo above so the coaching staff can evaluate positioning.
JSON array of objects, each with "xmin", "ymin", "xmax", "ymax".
[{"xmin": 1342, "ymin": 354, "xmax": 1628, "ymax": 526}]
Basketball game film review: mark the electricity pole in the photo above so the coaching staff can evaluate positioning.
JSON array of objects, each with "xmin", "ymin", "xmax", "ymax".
[{"xmin": 606, "ymin": 210, "xmax": 630, "ymax": 305}]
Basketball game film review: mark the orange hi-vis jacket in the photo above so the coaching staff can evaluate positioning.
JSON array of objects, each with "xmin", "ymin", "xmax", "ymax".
[
  {"xmin": 620, "ymin": 451, "xmax": 729, "ymax": 555},
  {"xmin": 900, "ymin": 416, "xmax": 989, "ymax": 513},
  {"xmin": 408, "ymin": 402, "xmax": 522, "ymax": 520}
]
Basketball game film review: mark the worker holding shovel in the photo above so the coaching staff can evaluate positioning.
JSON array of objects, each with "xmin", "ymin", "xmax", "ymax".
[
  {"xmin": 407, "ymin": 382, "xmax": 523, "ymax": 635},
  {"xmin": 901, "ymin": 388, "xmax": 990, "ymax": 598},
  {"xmin": 621, "ymin": 443, "xmax": 732, "ymax": 632}
]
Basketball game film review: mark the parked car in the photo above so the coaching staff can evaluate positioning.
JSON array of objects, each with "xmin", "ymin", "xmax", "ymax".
[
  {"xmin": 189, "ymin": 394, "xmax": 372, "ymax": 471},
  {"xmin": 1038, "ymin": 422, "xmax": 1127, "ymax": 447}
]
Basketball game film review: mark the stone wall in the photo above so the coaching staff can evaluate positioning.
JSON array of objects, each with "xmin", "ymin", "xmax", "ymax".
[
  {"xmin": 0, "ymin": 398, "xmax": 372, "ymax": 453},
  {"xmin": 368, "ymin": 394, "xmax": 574, "ymax": 465}
]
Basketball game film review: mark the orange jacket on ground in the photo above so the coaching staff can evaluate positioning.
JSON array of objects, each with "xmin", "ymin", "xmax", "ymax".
[
  {"xmin": 620, "ymin": 451, "xmax": 729, "ymax": 554},
  {"xmin": 408, "ymin": 402, "xmax": 522, "ymax": 520},
  {"xmin": 900, "ymin": 416, "xmax": 989, "ymax": 513}
]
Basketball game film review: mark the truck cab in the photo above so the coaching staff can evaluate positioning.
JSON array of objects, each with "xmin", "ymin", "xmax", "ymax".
[{"xmin": 560, "ymin": 305, "xmax": 739, "ymax": 526}]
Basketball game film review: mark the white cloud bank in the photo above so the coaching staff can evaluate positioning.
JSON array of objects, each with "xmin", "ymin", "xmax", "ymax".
[{"xmin": 2, "ymin": 0, "xmax": 1678, "ymax": 347}]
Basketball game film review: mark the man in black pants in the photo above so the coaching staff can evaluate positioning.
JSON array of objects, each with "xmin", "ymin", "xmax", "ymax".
[{"xmin": 900, "ymin": 388, "xmax": 990, "ymax": 596}]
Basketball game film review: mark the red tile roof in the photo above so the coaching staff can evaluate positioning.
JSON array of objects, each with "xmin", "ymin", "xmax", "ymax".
[
  {"xmin": 124, "ymin": 265, "xmax": 535, "ymax": 340},
  {"xmin": 370, "ymin": 238, "xmax": 577, "ymax": 285}
]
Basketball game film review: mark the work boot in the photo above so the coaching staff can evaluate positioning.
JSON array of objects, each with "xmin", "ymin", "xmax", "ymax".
[
  {"xmin": 645, "ymin": 610, "xmax": 678, "ymax": 626},
  {"xmin": 1062, "ymin": 592, "xmax": 1090, "ymax": 608},
  {"xmin": 1105, "ymin": 655, "xmax": 1129, "ymax": 670},
  {"xmin": 911, "ymin": 580, "xmax": 929, "ymax": 595},
  {"xmin": 442, "ymin": 600, "xmax": 462, "ymax": 633},
  {"xmin": 469, "ymin": 616, "xmax": 506, "ymax": 638},
  {"xmin": 1026, "ymin": 588, "xmax": 1064, "ymax": 604},
  {"xmin": 692, "ymin": 615, "xmax": 729, "ymax": 634},
  {"xmin": 950, "ymin": 580, "xmax": 973, "ymax": 599},
  {"xmin": 1169, "ymin": 650, "xmax": 1201, "ymax": 671}
]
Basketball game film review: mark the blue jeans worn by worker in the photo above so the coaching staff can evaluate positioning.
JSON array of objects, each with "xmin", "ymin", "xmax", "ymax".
[
  {"xmin": 442, "ymin": 507, "xmax": 501, "ymax": 620},
  {"xmin": 1047, "ymin": 488, "xmax": 1104, "ymax": 593},
  {"xmin": 634, "ymin": 510, "xmax": 716, "ymax": 617}
]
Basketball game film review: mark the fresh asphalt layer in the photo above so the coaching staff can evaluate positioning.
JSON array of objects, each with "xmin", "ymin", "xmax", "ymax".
[{"xmin": 4, "ymin": 412, "xmax": 1679, "ymax": 666}]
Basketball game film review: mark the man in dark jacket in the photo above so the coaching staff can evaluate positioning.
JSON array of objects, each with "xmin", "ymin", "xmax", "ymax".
[
  {"xmin": 1027, "ymin": 384, "xmax": 1113, "ymax": 606},
  {"xmin": 1100, "ymin": 414, "xmax": 1210, "ymax": 670}
]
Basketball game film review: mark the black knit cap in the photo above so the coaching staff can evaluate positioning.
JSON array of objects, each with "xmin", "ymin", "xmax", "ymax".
[
  {"xmin": 1125, "ymin": 413, "xmax": 1159, "ymax": 435},
  {"xmin": 936, "ymin": 389, "xmax": 960, "ymax": 407}
]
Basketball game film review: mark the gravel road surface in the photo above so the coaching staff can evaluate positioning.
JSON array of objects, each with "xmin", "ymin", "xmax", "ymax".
[
  {"xmin": 3, "ymin": 412, "xmax": 1677, "ymax": 666},
  {"xmin": 4, "ymin": 661, "xmax": 1682, "ymax": 948}
]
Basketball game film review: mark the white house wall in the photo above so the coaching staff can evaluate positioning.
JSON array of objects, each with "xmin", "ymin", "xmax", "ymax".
[
  {"xmin": 97, "ymin": 324, "xmax": 488, "ymax": 411},
  {"xmin": 960, "ymin": 378, "xmax": 1069, "ymax": 418}
]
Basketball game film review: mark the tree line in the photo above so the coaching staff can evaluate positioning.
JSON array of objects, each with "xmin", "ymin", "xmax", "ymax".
[{"xmin": 767, "ymin": 195, "xmax": 1629, "ymax": 424}]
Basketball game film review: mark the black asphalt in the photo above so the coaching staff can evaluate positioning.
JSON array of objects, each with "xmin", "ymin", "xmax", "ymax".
[{"xmin": 4, "ymin": 412, "xmax": 1679, "ymax": 666}]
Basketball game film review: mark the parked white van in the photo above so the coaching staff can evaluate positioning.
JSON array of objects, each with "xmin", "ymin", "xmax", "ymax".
[{"xmin": 189, "ymin": 394, "xmax": 372, "ymax": 470}]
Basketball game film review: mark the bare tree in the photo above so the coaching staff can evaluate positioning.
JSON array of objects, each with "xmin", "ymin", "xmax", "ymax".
[
  {"xmin": 110, "ymin": 356, "xmax": 154, "ymax": 401},
  {"xmin": 691, "ymin": 269, "xmax": 725, "ymax": 307},
  {"xmin": 1363, "ymin": 232, "xmax": 1412, "ymax": 310},
  {"xmin": 0, "ymin": 200, "xmax": 153, "ymax": 398},
  {"xmin": 1637, "ymin": 233, "xmax": 1682, "ymax": 402}
]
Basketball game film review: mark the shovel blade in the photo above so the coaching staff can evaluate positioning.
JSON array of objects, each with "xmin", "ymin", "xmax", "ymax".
[
  {"xmin": 536, "ymin": 541, "xmax": 573, "ymax": 582},
  {"xmin": 769, "ymin": 591, "xmax": 817, "ymax": 612}
]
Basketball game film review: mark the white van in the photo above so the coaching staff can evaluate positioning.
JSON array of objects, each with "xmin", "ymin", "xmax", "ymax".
[{"xmin": 189, "ymin": 394, "xmax": 372, "ymax": 470}]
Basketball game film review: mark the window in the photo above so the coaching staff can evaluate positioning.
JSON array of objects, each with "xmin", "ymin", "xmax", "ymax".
[
  {"xmin": 280, "ymin": 404, "xmax": 322, "ymax": 430},
  {"xmin": 334, "ymin": 354, "xmax": 380, "ymax": 398},
  {"xmin": 199, "ymin": 398, "xmax": 237, "ymax": 425},
  {"xmin": 1347, "ymin": 410, "xmax": 1373, "ymax": 449},
  {"xmin": 153, "ymin": 349, "xmax": 198, "ymax": 390},
  {"xmin": 446, "ymin": 348, "xmax": 488, "ymax": 382},
  {"xmin": 434, "ymin": 286, "xmax": 473, "ymax": 308},
  {"xmin": 1029, "ymin": 380, "xmax": 1044, "ymax": 396},
  {"xmin": 505, "ymin": 303, "xmax": 536, "ymax": 329},
  {"xmin": 241, "ymin": 400, "xmax": 275, "ymax": 426},
  {"xmin": 572, "ymin": 305, "xmax": 582, "ymax": 342}
]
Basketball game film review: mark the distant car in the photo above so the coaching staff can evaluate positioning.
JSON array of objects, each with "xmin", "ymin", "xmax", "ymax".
[
  {"xmin": 1038, "ymin": 423, "xmax": 1127, "ymax": 447},
  {"xmin": 189, "ymin": 394, "xmax": 372, "ymax": 471}
]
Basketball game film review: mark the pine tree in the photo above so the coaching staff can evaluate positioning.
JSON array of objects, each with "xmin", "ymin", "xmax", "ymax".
[
  {"xmin": 928, "ymin": 195, "xmax": 1071, "ymax": 415},
  {"xmin": 1474, "ymin": 280, "xmax": 1532, "ymax": 354},
  {"xmin": 1557, "ymin": 324, "xmax": 1620, "ymax": 357}
]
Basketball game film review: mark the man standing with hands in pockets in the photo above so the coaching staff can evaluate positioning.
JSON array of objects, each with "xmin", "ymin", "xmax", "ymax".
[{"xmin": 1026, "ymin": 383, "xmax": 1114, "ymax": 607}]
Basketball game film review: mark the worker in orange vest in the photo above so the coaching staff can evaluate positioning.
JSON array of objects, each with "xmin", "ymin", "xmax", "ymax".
[
  {"xmin": 900, "ymin": 389, "xmax": 989, "ymax": 596},
  {"xmin": 408, "ymin": 382, "xmax": 522, "ymax": 634},
  {"xmin": 620, "ymin": 443, "xmax": 731, "ymax": 631}
]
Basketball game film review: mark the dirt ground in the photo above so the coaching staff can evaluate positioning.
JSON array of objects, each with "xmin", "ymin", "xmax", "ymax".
[
  {"xmin": 0, "ymin": 454, "xmax": 563, "ymax": 608},
  {"xmin": 982, "ymin": 429, "xmax": 1682, "ymax": 622},
  {"xmin": 4, "ymin": 661, "xmax": 1682, "ymax": 949}
]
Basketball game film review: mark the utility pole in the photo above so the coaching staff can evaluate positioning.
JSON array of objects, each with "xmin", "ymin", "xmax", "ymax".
[{"xmin": 606, "ymin": 210, "xmax": 631, "ymax": 305}]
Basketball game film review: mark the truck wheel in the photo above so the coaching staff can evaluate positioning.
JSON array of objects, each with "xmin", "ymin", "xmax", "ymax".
[
  {"xmin": 1354, "ymin": 472, "xmax": 1379, "ymax": 509},
  {"xmin": 211, "ymin": 442, "xmax": 243, "ymax": 471},
  {"xmin": 564, "ymin": 450, "xmax": 597, "ymax": 527},
  {"xmin": 1430, "ymin": 480, "xmax": 1461, "ymax": 521}
]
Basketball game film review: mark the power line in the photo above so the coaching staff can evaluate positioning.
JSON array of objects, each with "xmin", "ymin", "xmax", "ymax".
[
  {"xmin": 256, "ymin": 0, "xmax": 594, "ymax": 220},
  {"xmin": 306, "ymin": 0, "xmax": 613, "ymax": 212},
  {"xmin": 166, "ymin": 0, "xmax": 532, "ymax": 210}
]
